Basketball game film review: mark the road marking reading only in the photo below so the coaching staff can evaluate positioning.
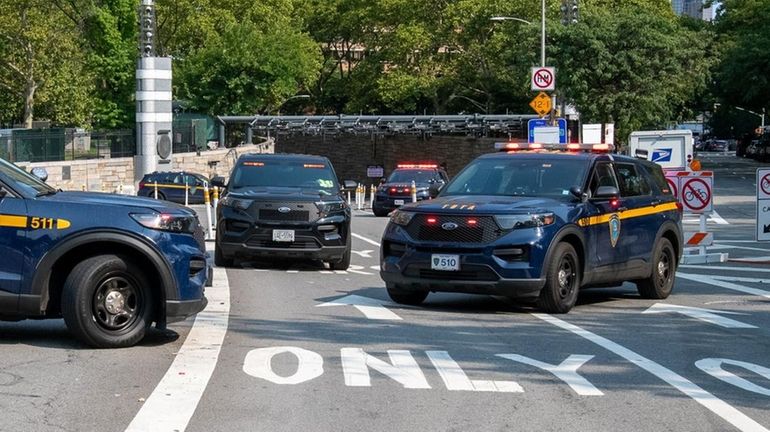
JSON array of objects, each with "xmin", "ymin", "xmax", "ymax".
[
  {"xmin": 317, "ymin": 294, "xmax": 402, "ymax": 320},
  {"xmin": 352, "ymin": 232, "xmax": 381, "ymax": 247},
  {"xmin": 533, "ymin": 314, "xmax": 769, "ymax": 432},
  {"xmin": 126, "ymin": 247, "xmax": 231, "ymax": 432}
]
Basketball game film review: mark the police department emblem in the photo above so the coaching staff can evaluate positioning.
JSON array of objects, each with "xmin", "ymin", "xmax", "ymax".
[{"xmin": 609, "ymin": 214, "xmax": 621, "ymax": 248}]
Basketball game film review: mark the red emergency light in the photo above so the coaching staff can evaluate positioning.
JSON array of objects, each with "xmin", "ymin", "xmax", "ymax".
[
  {"xmin": 397, "ymin": 163, "xmax": 439, "ymax": 169},
  {"xmin": 495, "ymin": 142, "xmax": 614, "ymax": 153}
]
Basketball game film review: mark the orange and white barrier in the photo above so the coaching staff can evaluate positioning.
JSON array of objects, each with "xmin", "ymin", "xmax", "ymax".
[{"xmin": 684, "ymin": 232, "xmax": 713, "ymax": 247}]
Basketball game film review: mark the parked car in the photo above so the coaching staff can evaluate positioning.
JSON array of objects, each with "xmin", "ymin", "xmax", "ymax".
[{"xmin": 138, "ymin": 171, "xmax": 210, "ymax": 204}]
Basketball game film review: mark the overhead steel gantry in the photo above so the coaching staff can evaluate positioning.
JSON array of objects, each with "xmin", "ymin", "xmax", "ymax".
[{"xmin": 216, "ymin": 114, "xmax": 537, "ymax": 148}]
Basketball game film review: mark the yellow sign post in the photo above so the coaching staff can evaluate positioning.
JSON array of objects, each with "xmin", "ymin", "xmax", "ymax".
[{"xmin": 529, "ymin": 92, "xmax": 552, "ymax": 118}]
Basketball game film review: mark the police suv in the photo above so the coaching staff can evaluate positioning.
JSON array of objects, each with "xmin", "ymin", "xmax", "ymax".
[
  {"xmin": 214, "ymin": 153, "xmax": 354, "ymax": 269},
  {"xmin": 380, "ymin": 143, "xmax": 683, "ymax": 313},
  {"xmin": 372, "ymin": 164, "xmax": 449, "ymax": 217},
  {"xmin": 0, "ymin": 158, "xmax": 209, "ymax": 347}
]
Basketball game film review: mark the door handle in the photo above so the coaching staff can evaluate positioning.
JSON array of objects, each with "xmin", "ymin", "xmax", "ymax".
[
  {"xmin": 651, "ymin": 200, "xmax": 661, "ymax": 206},
  {"xmin": 616, "ymin": 206, "xmax": 628, "ymax": 212}
]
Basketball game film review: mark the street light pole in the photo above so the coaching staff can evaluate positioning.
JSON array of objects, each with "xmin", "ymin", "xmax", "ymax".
[
  {"xmin": 734, "ymin": 106, "xmax": 766, "ymax": 128},
  {"xmin": 541, "ymin": 0, "xmax": 546, "ymax": 67}
]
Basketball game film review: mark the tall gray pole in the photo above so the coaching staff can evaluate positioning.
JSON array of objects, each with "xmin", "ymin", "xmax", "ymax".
[{"xmin": 541, "ymin": 0, "xmax": 546, "ymax": 67}]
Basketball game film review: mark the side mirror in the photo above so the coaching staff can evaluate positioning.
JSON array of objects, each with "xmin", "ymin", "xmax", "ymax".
[
  {"xmin": 379, "ymin": 177, "xmax": 387, "ymax": 184},
  {"xmin": 343, "ymin": 180, "xmax": 357, "ymax": 190},
  {"xmin": 429, "ymin": 183, "xmax": 441, "ymax": 199},
  {"xmin": 31, "ymin": 167, "xmax": 48, "ymax": 183},
  {"xmin": 569, "ymin": 186, "xmax": 587, "ymax": 202},
  {"xmin": 211, "ymin": 176, "xmax": 227, "ymax": 188},
  {"xmin": 592, "ymin": 186, "xmax": 620, "ymax": 201}
]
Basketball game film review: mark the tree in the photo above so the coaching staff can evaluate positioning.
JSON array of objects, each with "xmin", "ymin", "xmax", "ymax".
[
  {"xmin": 0, "ymin": 0, "xmax": 93, "ymax": 128},
  {"xmin": 176, "ymin": 20, "xmax": 321, "ymax": 116},
  {"xmin": 551, "ymin": 8, "xmax": 713, "ymax": 144}
]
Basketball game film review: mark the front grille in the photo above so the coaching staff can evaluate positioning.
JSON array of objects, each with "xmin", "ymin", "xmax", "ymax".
[
  {"xmin": 405, "ymin": 215, "xmax": 504, "ymax": 243},
  {"xmin": 246, "ymin": 236, "xmax": 321, "ymax": 249},
  {"xmin": 403, "ymin": 264, "xmax": 499, "ymax": 282},
  {"xmin": 259, "ymin": 209, "xmax": 310, "ymax": 222},
  {"xmin": 192, "ymin": 223, "xmax": 205, "ymax": 250}
]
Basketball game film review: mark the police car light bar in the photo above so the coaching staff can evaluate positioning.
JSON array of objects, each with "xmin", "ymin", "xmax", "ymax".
[
  {"xmin": 397, "ymin": 163, "xmax": 439, "ymax": 169},
  {"xmin": 494, "ymin": 142, "xmax": 614, "ymax": 153}
]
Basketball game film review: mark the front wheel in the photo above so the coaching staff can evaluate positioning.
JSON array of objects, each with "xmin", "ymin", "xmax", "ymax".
[
  {"xmin": 214, "ymin": 244, "xmax": 234, "ymax": 267},
  {"xmin": 329, "ymin": 247, "xmax": 351, "ymax": 270},
  {"xmin": 61, "ymin": 255, "xmax": 154, "ymax": 348},
  {"xmin": 636, "ymin": 238, "xmax": 676, "ymax": 299},
  {"xmin": 537, "ymin": 242, "xmax": 581, "ymax": 313}
]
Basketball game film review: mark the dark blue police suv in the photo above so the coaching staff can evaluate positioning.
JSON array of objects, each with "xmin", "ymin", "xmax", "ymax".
[
  {"xmin": 380, "ymin": 143, "xmax": 683, "ymax": 313},
  {"xmin": 0, "ymin": 158, "xmax": 209, "ymax": 348},
  {"xmin": 372, "ymin": 164, "xmax": 449, "ymax": 217}
]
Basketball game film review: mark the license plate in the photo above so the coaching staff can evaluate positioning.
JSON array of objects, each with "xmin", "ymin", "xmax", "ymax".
[
  {"xmin": 431, "ymin": 254, "xmax": 460, "ymax": 271},
  {"xmin": 272, "ymin": 229, "xmax": 295, "ymax": 242},
  {"xmin": 394, "ymin": 199, "xmax": 405, "ymax": 206}
]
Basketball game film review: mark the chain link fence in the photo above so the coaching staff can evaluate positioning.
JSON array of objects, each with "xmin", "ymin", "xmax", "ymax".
[{"xmin": 0, "ymin": 129, "xmax": 135, "ymax": 163}]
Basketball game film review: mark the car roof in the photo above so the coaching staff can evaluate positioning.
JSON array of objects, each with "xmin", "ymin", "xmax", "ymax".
[{"xmin": 240, "ymin": 153, "xmax": 330, "ymax": 163}]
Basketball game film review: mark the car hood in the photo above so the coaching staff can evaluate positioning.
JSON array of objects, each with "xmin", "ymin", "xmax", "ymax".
[
  {"xmin": 402, "ymin": 195, "xmax": 570, "ymax": 215},
  {"xmin": 226, "ymin": 186, "xmax": 341, "ymax": 201},
  {"xmin": 38, "ymin": 191, "xmax": 190, "ymax": 213}
]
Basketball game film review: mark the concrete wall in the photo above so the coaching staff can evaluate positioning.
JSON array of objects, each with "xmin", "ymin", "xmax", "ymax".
[
  {"xmin": 19, "ymin": 140, "xmax": 274, "ymax": 193},
  {"xmin": 274, "ymin": 134, "xmax": 502, "ymax": 184}
]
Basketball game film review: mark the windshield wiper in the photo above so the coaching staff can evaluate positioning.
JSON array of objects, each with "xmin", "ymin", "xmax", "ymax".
[{"xmin": 36, "ymin": 189, "xmax": 57, "ymax": 197}]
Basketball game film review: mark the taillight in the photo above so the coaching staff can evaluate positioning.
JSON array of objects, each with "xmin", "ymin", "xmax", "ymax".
[
  {"xmin": 676, "ymin": 201, "xmax": 683, "ymax": 212},
  {"xmin": 139, "ymin": 182, "xmax": 146, "ymax": 189}
]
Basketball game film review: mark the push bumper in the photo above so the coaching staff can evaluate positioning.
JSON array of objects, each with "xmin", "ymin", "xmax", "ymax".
[
  {"xmin": 166, "ymin": 297, "xmax": 208, "ymax": 323},
  {"xmin": 218, "ymin": 241, "xmax": 348, "ymax": 261}
]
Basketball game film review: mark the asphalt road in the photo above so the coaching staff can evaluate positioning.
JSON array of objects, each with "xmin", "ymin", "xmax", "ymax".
[{"xmin": 1, "ymin": 152, "xmax": 769, "ymax": 432}]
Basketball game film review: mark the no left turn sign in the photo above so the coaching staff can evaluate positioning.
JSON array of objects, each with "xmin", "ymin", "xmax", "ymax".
[
  {"xmin": 531, "ymin": 67, "xmax": 555, "ymax": 91},
  {"xmin": 758, "ymin": 169, "xmax": 770, "ymax": 199},
  {"xmin": 682, "ymin": 177, "xmax": 713, "ymax": 214}
]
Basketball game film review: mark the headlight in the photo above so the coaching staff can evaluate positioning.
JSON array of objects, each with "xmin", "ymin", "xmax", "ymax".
[
  {"xmin": 220, "ymin": 196, "xmax": 251, "ymax": 210},
  {"xmin": 495, "ymin": 213, "xmax": 555, "ymax": 230},
  {"xmin": 316, "ymin": 201, "xmax": 347, "ymax": 216},
  {"xmin": 390, "ymin": 209, "xmax": 415, "ymax": 226},
  {"xmin": 131, "ymin": 213, "xmax": 197, "ymax": 233}
]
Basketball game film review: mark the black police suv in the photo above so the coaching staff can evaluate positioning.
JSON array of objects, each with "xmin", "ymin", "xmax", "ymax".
[
  {"xmin": 0, "ymin": 158, "xmax": 209, "ymax": 348},
  {"xmin": 372, "ymin": 163, "xmax": 449, "ymax": 216},
  {"xmin": 380, "ymin": 143, "xmax": 683, "ymax": 313},
  {"xmin": 138, "ymin": 171, "xmax": 210, "ymax": 204},
  {"xmin": 214, "ymin": 154, "xmax": 354, "ymax": 269}
]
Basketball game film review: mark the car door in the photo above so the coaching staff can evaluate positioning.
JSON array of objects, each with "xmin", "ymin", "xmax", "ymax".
[
  {"xmin": 0, "ymin": 183, "xmax": 28, "ymax": 307},
  {"xmin": 614, "ymin": 162, "xmax": 659, "ymax": 271},
  {"xmin": 584, "ymin": 161, "xmax": 628, "ymax": 269}
]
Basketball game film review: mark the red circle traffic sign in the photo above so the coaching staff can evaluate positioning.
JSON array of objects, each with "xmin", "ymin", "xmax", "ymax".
[
  {"xmin": 533, "ymin": 68, "xmax": 554, "ymax": 89},
  {"xmin": 761, "ymin": 173, "xmax": 770, "ymax": 196},
  {"xmin": 682, "ymin": 178, "xmax": 711, "ymax": 211},
  {"xmin": 666, "ymin": 178, "xmax": 678, "ymax": 199}
]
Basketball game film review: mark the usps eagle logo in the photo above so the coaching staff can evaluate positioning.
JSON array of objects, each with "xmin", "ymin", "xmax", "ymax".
[{"xmin": 609, "ymin": 214, "xmax": 621, "ymax": 248}]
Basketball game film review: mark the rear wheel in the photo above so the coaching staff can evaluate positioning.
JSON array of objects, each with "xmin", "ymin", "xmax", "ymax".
[
  {"xmin": 386, "ymin": 283, "xmax": 428, "ymax": 305},
  {"xmin": 61, "ymin": 255, "xmax": 154, "ymax": 348},
  {"xmin": 636, "ymin": 238, "xmax": 675, "ymax": 299},
  {"xmin": 537, "ymin": 242, "xmax": 580, "ymax": 313}
]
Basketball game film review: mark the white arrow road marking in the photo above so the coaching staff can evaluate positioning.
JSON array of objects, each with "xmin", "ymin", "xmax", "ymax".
[
  {"xmin": 370, "ymin": 265, "xmax": 381, "ymax": 271},
  {"xmin": 347, "ymin": 264, "xmax": 373, "ymax": 276},
  {"xmin": 642, "ymin": 303, "xmax": 757, "ymax": 329},
  {"xmin": 534, "ymin": 314, "xmax": 769, "ymax": 432},
  {"xmin": 352, "ymin": 250, "xmax": 374, "ymax": 258},
  {"xmin": 317, "ymin": 294, "xmax": 402, "ymax": 320},
  {"xmin": 352, "ymin": 233, "xmax": 381, "ymax": 247},
  {"xmin": 677, "ymin": 272, "xmax": 770, "ymax": 299},
  {"xmin": 126, "ymin": 247, "xmax": 230, "ymax": 432}
]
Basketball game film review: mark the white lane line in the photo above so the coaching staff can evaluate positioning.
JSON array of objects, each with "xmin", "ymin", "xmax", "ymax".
[
  {"xmin": 679, "ymin": 265, "xmax": 770, "ymax": 273},
  {"xmin": 677, "ymin": 273, "xmax": 770, "ymax": 299},
  {"xmin": 710, "ymin": 210, "xmax": 729, "ymax": 225},
  {"xmin": 534, "ymin": 314, "xmax": 769, "ymax": 432},
  {"xmin": 126, "ymin": 254, "xmax": 230, "ymax": 432},
  {"xmin": 710, "ymin": 275, "xmax": 770, "ymax": 284},
  {"xmin": 352, "ymin": 233, "xmax": 381, "ymax": 248}
]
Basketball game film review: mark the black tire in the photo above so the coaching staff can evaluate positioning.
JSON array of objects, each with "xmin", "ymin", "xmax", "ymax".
[
  {"xmin": 386, "ymin": 283, "xmax": 428, "ymax": 305},
  {"xmin": 61, "ymin": 255, "xmax": 154, "ymax": 348},
  {"xmin": 537, "ymin": 242, "xmax": 581, "ymax": 313},
  {"xmin": 373, "ymin": 208, "xmax": 389, "ymax": 217},
  {"xmin": 148, "ymin": 191, "xmax": 166, "ymax": 201},
  {"xmin": 214, "ymin": 244, "xmax": 234, "ymax": 267},
  {"xmin": 329, "ymin": 235, "xmax": 352, "ymax": 270},
  {"xmin": 636, "ymin": 238, "xmax": 676, "ymax": 299}
]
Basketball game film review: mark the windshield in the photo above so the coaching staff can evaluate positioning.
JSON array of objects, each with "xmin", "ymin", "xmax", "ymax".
[
  {"xmin": 0, "ymin": 158, "xmax": 56, "ymax": 197},
  {"xmin": 442, "ymin": 157, "xmax": 588, "ymax": 198},
  {"xmin": 230, "ymin": 160, "xmax": 339, "ymax": 194},
  {"xmin": 387, "ymin": 170, "xmax": 437, "ymax": 183}
]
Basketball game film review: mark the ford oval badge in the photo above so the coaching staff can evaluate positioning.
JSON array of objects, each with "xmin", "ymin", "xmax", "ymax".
[
  {"xmin": 441, "ymin": 222, "xmax": 458, "ymax": 231},
  {"xmin": 278, "ymin": 207, "xmax": 291, "ymax": 213}
]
